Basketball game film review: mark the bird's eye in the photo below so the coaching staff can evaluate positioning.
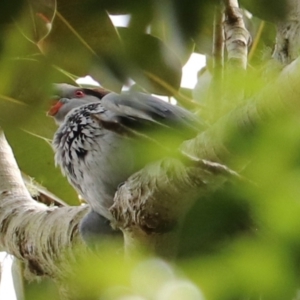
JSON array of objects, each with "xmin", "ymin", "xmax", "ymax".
[{"xmin": 75, "ymin": 90, "xmax": 85, "ymax": 98}]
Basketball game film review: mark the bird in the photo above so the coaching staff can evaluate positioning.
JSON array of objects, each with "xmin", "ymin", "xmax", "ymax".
[{"xmin": 49, "ymin": 83, "xmax": 204, "ymax": 242}]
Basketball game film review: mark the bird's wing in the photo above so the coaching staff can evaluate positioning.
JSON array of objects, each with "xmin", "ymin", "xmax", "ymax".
[{"xmin": 99, "ymin": 92, "xmax": 205, "ymax": 138}]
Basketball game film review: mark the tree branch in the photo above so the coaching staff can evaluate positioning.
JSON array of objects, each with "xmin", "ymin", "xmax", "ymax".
[
  {"xmin": 0, "ymin": 129, "xmax": 88, "ymax": 281},
  {"xmin": 273, "ymin": 0, "xmax": 300, "ymax": 64},
  {"xmin": 223, "ymin": 0, "xmax": 251, "ymax": 69},
  {"xmin": 111, "ymin": 55, "xmax": 300, "ymax": 256},
  {"xmin": 210, "ymin": 4, "xmax": 225, "ymax": 119},
  {"xmin": 111, "ymin": 156, "xmax": 242, "ymax": 258}
]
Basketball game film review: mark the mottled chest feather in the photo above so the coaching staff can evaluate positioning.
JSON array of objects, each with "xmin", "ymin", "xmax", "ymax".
[{"xmin": 53, "ymin": 103, "xmax": 105, "ymax": 176}]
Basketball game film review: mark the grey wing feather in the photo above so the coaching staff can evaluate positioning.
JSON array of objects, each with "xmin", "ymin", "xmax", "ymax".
[{"xmin": 101, "ymin": 92, "xmax": 205, "ymax": 136}]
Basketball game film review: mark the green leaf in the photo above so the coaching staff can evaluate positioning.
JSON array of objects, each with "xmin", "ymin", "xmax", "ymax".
[
  {"xmin": 0, "ymin": 0, "xmax": 26, "ymax": 28},
  {"xmin": 0, "ymin": 57, "xmax": 78, "ymax": 204},
  {"xmin": 37, "ymin": 1, "xmax": 182, "ymax": 94},
  {"xmin": 240, "ymin": 0, "xmax": 288, "ymax": 21},
  {"xmin": 15, "ymin": 0, "xmax": 56, "ymax": 44},
  {"xmin": 37, "ymin": 0, "xmax": 123, "ymax": 91},
  {"xmin": 117, "ymin": 27, "xmax": 182, "ymax": 95}
]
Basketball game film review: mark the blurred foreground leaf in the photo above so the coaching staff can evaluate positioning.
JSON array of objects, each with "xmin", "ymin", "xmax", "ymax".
[
  {"xmin": 16, "ymin": 0, "xmax": 56, "ymax": 44},
  {"xmin": 117, "ymin": 27, "xmax": 182, "ymax": 95}
]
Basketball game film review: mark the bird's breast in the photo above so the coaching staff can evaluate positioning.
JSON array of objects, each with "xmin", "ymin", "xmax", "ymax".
[{"xmin": 53, "ymin": 107, "xmax": 136, "ymax": 217}]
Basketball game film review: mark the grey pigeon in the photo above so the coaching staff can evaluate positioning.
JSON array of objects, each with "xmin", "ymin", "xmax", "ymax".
[{"xmin": 49, "ymin": 83, "xmax": 204, "ymax": 242}]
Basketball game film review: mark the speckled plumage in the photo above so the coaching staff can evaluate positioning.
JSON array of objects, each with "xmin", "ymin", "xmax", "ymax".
[
  {"xmin": 53, "ymin": 102, "xmax": 135, "ymax": 220},
  {"xmin": 50, "ymin": 84, "xmax": 205, "ymax": 240}
]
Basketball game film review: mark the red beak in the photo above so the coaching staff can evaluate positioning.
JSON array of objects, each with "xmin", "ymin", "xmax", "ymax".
[{"xmin": 47, "ymin": 101, "xmax": 63, "ymax": 116}]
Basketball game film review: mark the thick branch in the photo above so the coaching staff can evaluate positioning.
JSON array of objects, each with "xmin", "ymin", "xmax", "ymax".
[
  {"xmin": 111, "ymin": 158, "xmax": 240, "ymax": 257},
  {"xmin": 273, "ymin": 0, "xmax": 300, "ymax": 64},
  {"xmin": 223, "ymin": 0, "xmax": 251, "ymax": 69},
  {"xmin": 210, "ymin": 5, "xmax": 225, "ymax": 119},
  {"xmin": 111, "ymin": 55, "xmax": 300, "ymax": 256},
  {"xmin": 212, "ymin": 5, "xmax": 225, "ymax": 76},
  {"xmin": 0, "ymin": 130, "xmax": 88, "ymax": 281}
]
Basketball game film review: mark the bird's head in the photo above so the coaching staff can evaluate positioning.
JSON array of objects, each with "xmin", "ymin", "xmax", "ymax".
[{"xmin": 48, "ymin": 83, "xmax": 110, "ymax": 124}]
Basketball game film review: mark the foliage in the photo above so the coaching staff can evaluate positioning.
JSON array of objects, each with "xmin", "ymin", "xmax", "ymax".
[{"xmin": 1, "ymin": 0, "xmax": 300, "ymax": 299}]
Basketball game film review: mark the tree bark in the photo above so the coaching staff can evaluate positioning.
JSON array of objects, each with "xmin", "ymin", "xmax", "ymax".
[
  {"xmin": 111, "ymin": 158, "xmax": 239, "ymax": 258},
  {"xmin": 273, "ymin": 0, "xmax": 300, "ymax": 64},
  {"xmin": 0, "ymin": 129, "xmax": 88, "ymax": 281},
  {"xmin": 223, "ymin": 0, "xmax": 251, "ymax": 70}
]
